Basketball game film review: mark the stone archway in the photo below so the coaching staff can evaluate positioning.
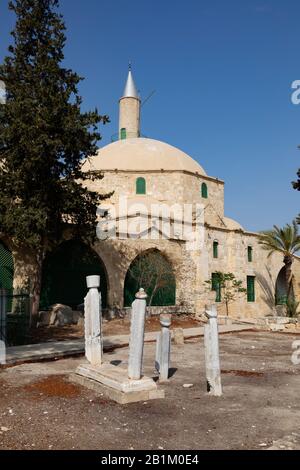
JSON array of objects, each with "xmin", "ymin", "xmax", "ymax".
[
  {"xmin": 123, "ymin": 249, "xmax": 176, "ymax": 307},
  {"xmin": 275, "ymin": 266, "xmax": 294, "ymax": 305},
  {"xmin": 0, "ymin": 241, "xmax": 14, "ymax": 291},
  {"xmin": 40, "ymin": 240, "xmax": 108, "ymax": 310}
]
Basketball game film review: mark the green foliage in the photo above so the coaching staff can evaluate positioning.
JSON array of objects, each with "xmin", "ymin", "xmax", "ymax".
[
  {"xmin": 0, "ymin": 0, "xmax": 109, "ymax": 253},
  {"xmin": 205, "ymin": 272, "xmax": 247, "ymax": 316},
  {"xmin": 124, "ymin": 250, "xmax": 176, "ymax": 307},
  {"xmin": 258, "ymin": 221, "xmax": 300, "ymax": 260},
  {"xmin": 259, "ymin": 221, "xmax": 300, "ymax": 304},
  {"xmin": 286, "ymin": 298, "xmax": 299, "ymax": 318},
  {"xmin": 292, "ymin": 170, "xmax": 300, "ymax": 191}
]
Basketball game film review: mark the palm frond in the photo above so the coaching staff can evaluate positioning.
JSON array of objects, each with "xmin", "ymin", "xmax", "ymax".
[{"xmin": 258, "ymin": 220, "xmax": 300, "ymax": 259}]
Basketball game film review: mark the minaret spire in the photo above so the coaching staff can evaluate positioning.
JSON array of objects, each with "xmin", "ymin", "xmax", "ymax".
[
  {"xmin": 122, "ymin": 64, "xmax": 139, "ymax": 99},
  {"xmin": 119, "ymin": 65, "xmax": 141, "ymax": 139}
]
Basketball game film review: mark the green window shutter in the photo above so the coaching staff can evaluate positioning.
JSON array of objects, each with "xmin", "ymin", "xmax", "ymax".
[
  {"xmin": 120, "ymin": 128, "xmax": 127, "ymax": 140},
  {"xmin": 201, "ymin": 183, "xmax": 208, "ymax": 199},
  {"xmin": 212, "ymin": 273, "xmax": 221, "ymax": 303},
  {"xmin": 247, "ymin": 276, "xmax": 255, "ymax": 302},
  {"xmin": 213, "ymin": 241, "xmax": 218, "ymax": 259},
  {"xmin": 248, "ymin": 246, "xmax": 253, "ymax": 262},
  {"xmin": 136, "ymin": 177, "xmax": 146, "ymax": 195}
]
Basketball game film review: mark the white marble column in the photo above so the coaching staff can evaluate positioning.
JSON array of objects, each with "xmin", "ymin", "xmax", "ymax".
[
  {"xmin": 128, "ymin": 288, "xmax": 147, "ymax": 380},
  {"xmin": 155, "ymin": 314, "xmax": 171, "ymax": 382},
  {"xmin": 84, "ymin": 276, "xmax": 103, "ymax": 366},
  {"xmin": 204, "ymin": 304, "xmax": 222, "ymax": 396}
]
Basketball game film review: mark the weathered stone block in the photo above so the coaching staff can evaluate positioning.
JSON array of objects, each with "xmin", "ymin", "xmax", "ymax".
[
  {"xmin": 72, "ymin": 363, "xmax": 164, "ymax": 404},
  {"xmin": 37, "ymin": 311, "xmax": 52, "ymax": 327},
  {"xmin": 49, "ymin": 304, "xmax": 74, "ymax": 326},
  {"xmin": 72, "ymin": 311, "xmax": 83, "ymax": 325},
  {"xmin": 269, "ymin": 323, "xmax": 285, "ymax": 332}
]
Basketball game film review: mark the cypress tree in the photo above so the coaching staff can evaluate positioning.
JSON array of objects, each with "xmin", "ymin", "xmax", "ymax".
[{"xmin": 0, "ymin": 0, "xmax": 109, "ymax": 321}]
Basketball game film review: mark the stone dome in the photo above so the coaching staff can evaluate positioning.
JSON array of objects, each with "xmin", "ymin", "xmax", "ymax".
[
  {"xmin": 224, "ymin": 217, "xmax": 244, "ymax": 231},
  {"xmin": 82, "ymin": 138, "xmax": 206, "ymax": 175}
]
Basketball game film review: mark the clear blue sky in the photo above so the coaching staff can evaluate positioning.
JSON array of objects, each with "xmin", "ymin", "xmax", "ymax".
[{"xmin": 1, "ymin": 0, "xmax": 300, "ymax": 232}]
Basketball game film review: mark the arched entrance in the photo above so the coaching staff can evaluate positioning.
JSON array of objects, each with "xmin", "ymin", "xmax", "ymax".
[
  {"xmin": 41, "ymin": 240, "xmax": 108, "ymax": 310},
  {"xmin": 0, "ymin": 242, "xmax": 14, "ymax": 291},
  {"xmin": 275, "ymin": 266, "xmax": 294, "ymax": 305},
  {"xmin": 124, "ymin": 249, "xmax": 176, "ymax": 307}
]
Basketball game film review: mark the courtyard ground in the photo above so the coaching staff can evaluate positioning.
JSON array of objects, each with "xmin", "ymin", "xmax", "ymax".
[
  {"xmin": 28, "ymin": 315, "xmax": 201, "ymax": 344},
  {"xmin": 0, "ymin": 331, "xmax": 299, "ymax": 450}
]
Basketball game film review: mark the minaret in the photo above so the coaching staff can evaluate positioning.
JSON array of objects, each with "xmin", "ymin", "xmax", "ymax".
[{"xmin": 119, "ymin": 65, "xmax": 141, "ymax": 140}]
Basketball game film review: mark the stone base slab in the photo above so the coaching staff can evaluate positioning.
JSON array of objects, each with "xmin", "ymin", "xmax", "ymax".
[{"xmin": 71, "ymin": 363, "xmax": 165, "ymax": 404}]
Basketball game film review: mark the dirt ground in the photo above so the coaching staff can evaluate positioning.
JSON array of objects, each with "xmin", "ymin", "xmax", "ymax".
[
  {"xmin": 0, "ymin": 331, "xmax": 300, "ymax": 450},
  {"xmin": 29, "ymin": 315, "xmax": 202, "ymax": 343}
]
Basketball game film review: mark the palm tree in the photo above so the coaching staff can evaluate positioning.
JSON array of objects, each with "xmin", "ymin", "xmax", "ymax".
[{"xmin": 259, "ymin": 220, "xmax": 300, "ymax": 302}]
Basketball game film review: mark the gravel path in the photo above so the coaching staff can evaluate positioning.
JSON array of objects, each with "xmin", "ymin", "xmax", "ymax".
[{"xmin": 0, "ymin": 331, "xmax": 299, "ymax": 450}]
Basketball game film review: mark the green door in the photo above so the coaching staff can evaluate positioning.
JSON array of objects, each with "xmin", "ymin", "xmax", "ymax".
[{"xmin": 41, "ymin": 240, "xmax": 108, "ymax": 309}]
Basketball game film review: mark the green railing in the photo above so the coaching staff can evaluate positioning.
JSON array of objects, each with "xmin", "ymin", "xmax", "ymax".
[{"xmin": 0, "ymin": 290, "xmax": 31, "ymax": 346}]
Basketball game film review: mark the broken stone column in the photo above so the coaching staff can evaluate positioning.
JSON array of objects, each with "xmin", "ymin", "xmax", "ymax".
[
  {"xmin": 84, "ymin": 276, "xmax": 103, "ymax": 366},
  {"xmin": 155, "ymin": 314, "xmax": 172, "ymax": 382},
  {"xmin": 128, "ymin": 288, "xmax": 147, "ymax": 380},
  {"xmin": 204, "ymin": 304, "xmax": 222, "ymax": 396}
]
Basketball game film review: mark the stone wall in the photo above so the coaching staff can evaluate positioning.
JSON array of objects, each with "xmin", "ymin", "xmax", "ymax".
[
  {"xmin": 86, "ymin": 170, "xmax": 224, "ymax": 227},
  {"xmin": 92, "ymin": 237, "xmax": 197, "ymax": 314},
  {"xmin": 196, "ymin": 227, "xmax": 300, "ymax": 319},
  {"xmin": 104, "ymin": 305, "xmax": 186, "ymax": 319}
]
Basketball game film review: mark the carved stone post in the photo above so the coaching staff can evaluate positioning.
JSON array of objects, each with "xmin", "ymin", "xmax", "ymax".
[
  {"xmin": 128, "ymin": 288, "xmax": 147, "ymax": 380},
  {"xmin": 155, "ymin": 314, "xmax": 171, "ymax": 382},
  {"xmin": 84, "ymin": 276, "xmax": 103, "ymax": 366},
  {"xmin": 204, "ymin": 304, "xmax": 222, "ymax": 396}
]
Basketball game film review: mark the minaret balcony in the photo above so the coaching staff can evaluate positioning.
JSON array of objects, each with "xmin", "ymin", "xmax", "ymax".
[{"xmin": 111, "ymin": 132, "xmax": 147, "ymax": 143}]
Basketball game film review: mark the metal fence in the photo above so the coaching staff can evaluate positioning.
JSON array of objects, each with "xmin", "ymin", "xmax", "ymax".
[{"xmin": 0, "ymin": 289, "xmax": 31, "ymax": 346}]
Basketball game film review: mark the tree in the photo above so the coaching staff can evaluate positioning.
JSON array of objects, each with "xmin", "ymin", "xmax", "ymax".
[
  {"xmin": 0, "ymin": 0, "xmax": 109, "ymax": 322},
  {"xmin": 205, "ymin": 272, "xmax": 247, "ymax": 316},
  {"xmin": 258, "ymin": 221, "xmax": 300, "ymax": 303},
  {"xmin": 292, "ymin": 164, "xmax": 300, "ymax": 195},
  {"xmin": 125, "ymin": 251, "xmax": 176, "ymax": 307}
]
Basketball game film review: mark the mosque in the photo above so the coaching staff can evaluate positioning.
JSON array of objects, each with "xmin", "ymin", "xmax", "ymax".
[
  {"xmin": 1, "ymin": 69, "xmax": 299, "ymax": 318},
  {"xmin": 79, "ymin": 68, "xmax": 300, "ymax": 318}
]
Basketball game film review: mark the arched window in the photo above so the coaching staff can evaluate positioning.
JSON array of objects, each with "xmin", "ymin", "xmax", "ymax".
[
  {"xmin": 124, "ymin": 249, "xmax": 176, "ymax": 307},
  {"xmin": 201, "ymin": 182, "xmax": 208, "ymax": 199},
  {"xmin": 275, "ymin": 266, "xmax": 294, "ymax": 305},
  {"xmin": 213, "ymin": 241, "xmax": 219, "ymax": 259},
  {"xmin": 247, "ymin": 246, "xmax": 253, "ymax": 262},
  {"xmin": 136, "ymin": 177, "xmax": 146, "ymax": 195}
]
